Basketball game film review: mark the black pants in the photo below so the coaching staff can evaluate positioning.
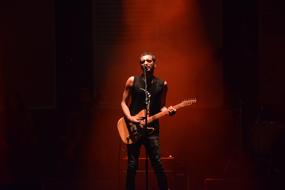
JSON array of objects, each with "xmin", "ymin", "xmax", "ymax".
[{"xmin": 126, "ymin": 135, "xmax": 168, "ymax": 190}]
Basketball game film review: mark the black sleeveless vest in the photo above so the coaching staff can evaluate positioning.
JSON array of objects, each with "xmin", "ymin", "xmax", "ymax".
[{"xmin": 130, "ymin": 76, "xmax": 165, "ymax": 132}]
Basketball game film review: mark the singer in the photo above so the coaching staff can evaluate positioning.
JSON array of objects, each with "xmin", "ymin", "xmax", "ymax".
[{"xmin": 121, "ymin": 52, "xmax": 176, "ymax": 190}]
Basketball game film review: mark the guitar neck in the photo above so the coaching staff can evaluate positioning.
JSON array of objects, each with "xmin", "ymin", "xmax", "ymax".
[{"xmin": 149, "ymin": 104, "xmax": 185, "ymax": 122}]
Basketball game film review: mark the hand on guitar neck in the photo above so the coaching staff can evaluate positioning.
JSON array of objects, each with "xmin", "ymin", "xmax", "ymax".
[{"xmin": 165, "ymin": 106, "xmax": 176, "ymax": 116}]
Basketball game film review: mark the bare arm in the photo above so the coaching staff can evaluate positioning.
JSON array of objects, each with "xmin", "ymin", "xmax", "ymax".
[
  {"xmin": 121, "ymin": 76, "xmax": 140, "ymax": 123},
  {"xmin": 160, "ymin": 81, "xmax": 176, "ymax": 115},
  {"xmin": 160, "ymin": 81, "xmax": 168, "ymax": 112}
]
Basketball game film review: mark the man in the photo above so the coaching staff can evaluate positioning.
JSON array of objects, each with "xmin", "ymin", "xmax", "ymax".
[{"xmin": 121, "ymin": 52, "xmax": 176, "ymax": 190}]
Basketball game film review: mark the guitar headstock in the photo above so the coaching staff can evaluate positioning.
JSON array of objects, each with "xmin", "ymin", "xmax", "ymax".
[{"xmin": 180, "ymin": 98, "xmax": 197, "ymax": 107}]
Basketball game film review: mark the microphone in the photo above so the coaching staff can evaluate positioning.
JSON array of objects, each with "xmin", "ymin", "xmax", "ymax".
[{"xmin": 142, "ymin": 64, "xmax": 150, "ymax": 72}]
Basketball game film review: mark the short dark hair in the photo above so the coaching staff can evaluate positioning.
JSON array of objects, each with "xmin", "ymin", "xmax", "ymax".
[{"xmin": 139, "ymin": 52, "xmax": 156, "ymax": 63}]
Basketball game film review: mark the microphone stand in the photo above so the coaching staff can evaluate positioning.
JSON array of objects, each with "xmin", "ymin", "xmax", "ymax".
[{"xmin": 143, "ymin": 66, "xmax": 151, "ymax": 190}]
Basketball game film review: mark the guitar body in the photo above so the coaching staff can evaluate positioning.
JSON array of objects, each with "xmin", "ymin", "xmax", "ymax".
[
  {"xmin": 117, "ymin": 117, "xmax": 134, "ymax": 144},
  {"xmin": 117, "ymin": 110, "xmax": 152, "ymax": 144}
]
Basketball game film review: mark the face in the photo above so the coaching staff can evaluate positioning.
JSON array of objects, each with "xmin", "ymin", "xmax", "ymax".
[{"xmin": 140, "ymin": 54, "xmax": 156, "ymax": 73}]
